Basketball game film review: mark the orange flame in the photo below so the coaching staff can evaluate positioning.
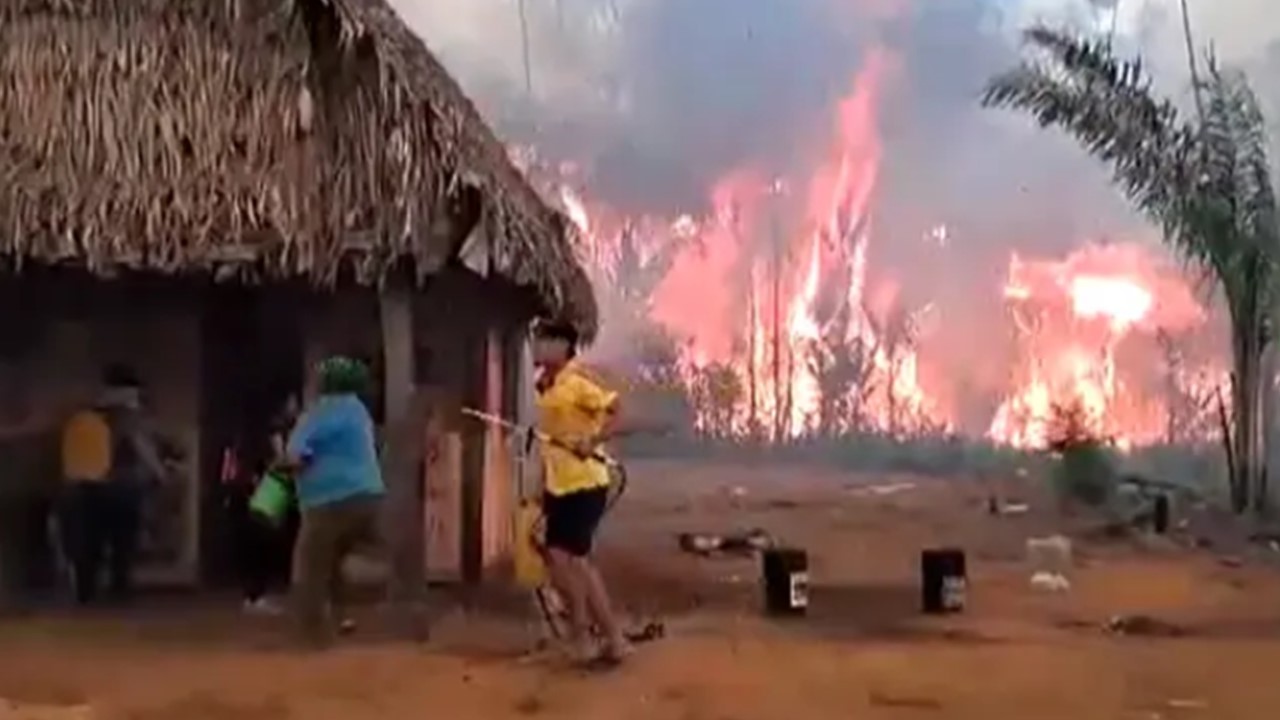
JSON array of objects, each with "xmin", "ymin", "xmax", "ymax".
[{"xmin": 518, "ymin": 49, "xmax": 1224, "ymax": 449}]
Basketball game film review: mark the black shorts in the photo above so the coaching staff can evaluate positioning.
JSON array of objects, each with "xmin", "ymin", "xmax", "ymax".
[{"xmin": 543, "ymin": 487, "xmax": 609, "ymax": 557}]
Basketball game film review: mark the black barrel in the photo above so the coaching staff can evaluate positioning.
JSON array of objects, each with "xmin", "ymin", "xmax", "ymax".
[
  {"xmin": 1152, "ymin": 494, "xmax": 1171, "ymax": 534},
  {"xmin": 761, "ymin": 547, "xmax": 808, "ymax": 616},
  {"xmin": 920, "ymin": 547, "xmax": 967, "ymax": 614}
]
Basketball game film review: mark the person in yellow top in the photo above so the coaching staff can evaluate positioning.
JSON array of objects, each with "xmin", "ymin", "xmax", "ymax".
[
  {"xmin": 59, "ymin": 365, "xmax": 166, "ymax": 605},
  {"xmin": 531, "ymin": 320, "xmax": 631, "ymax": 667}
]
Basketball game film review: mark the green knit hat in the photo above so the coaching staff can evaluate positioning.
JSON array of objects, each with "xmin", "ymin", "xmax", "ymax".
[{"xmin": 316, "ymin": 355, "xmax": 370, "ymax": 396}]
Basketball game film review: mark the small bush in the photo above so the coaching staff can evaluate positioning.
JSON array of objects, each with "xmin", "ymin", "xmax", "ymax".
[{"xmin": 1046, "ymin": 401, "xmax": 1116, "ymax": 508}]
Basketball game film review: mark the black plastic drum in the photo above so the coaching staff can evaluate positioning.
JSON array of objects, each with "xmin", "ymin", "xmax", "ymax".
[
  {"xmin": 762, "ymin": 547, "xmax": 809, "ymax": 616},
  {"xmin": 920, "ymin": 547, "xmax": 967, "ymax": 614},
  {"xmin": 1153, "ymin": 494, "xmax": 1171, "ymax": 534}
]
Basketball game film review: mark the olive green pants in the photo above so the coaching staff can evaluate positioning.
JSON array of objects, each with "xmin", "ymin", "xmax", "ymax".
[{"xmin": 292, "ymin": 494, "xmax": 380, "ymax": 645}]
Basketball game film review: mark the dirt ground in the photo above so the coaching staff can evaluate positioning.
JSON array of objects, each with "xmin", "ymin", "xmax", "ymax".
[{"xmin": 4, "ymin": 459, "xmax": 1280, "ymax": 720}]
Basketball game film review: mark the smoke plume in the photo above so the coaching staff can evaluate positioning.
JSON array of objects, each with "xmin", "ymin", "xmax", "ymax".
[{"xmin": 390, "ymin": 0, "xmax": 1278, "ymax": 435}]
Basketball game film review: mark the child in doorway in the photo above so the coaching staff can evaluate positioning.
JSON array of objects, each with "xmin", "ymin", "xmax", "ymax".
[{"xmin": 226, "ymin": 394, "xmax": 301, "ymax": 615}]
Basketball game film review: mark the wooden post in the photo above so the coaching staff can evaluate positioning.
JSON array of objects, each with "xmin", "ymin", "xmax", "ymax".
[{"xmin": 379, "ymin": 280, "xmax": 428, "ymax": 640}]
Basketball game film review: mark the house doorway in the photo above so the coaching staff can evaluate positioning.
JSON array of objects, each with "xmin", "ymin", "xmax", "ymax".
[{"xmin": 199, "ymin": 287, "xmax": 305, "ymax": 584}]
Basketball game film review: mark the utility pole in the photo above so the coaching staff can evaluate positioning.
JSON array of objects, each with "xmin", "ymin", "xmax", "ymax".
[
  {"xmin": 1106, "ymin": 0, "xmax": 1121, "ymax": 48},
  {"xmin": 518, "ymin": 0, "xmax": 533, "ymax": 96},
  {"xmin": 1179, "ymin": 0, "xmax": 1204, "ymax": 122},
  {"xmin": 770, "ymin": 194, "xmax": 785, "ymax": 442},
  {"xmin": 741, "ymin": 205, "xmax": 759, "ymax": 439}
]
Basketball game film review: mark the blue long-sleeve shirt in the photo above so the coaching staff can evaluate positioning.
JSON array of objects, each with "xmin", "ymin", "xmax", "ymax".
[{"xmin": 287, "ymin": 394, "xmax": 385, "ymax": 509}]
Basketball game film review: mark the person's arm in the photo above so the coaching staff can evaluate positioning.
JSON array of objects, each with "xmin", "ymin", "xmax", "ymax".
[
  {"xmin": 282, "ymin": 411, "xmax": 320, "ymax": 475},
  {"xmin": 566, "ymin": 376, "xmax": 623, "ymax": 456},
  {"xmin": 130, "ymin": 420, "xmax": 168, "ymax": 482},
  {"xmin": 270, "ymin": 431, "xmax": 287, "ymax": 463}
]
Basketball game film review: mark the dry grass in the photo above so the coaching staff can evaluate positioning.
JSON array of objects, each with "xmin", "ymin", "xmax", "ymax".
[{"xmin": 0, "ymin": 0, "xmax": 596, "ymax": 338}]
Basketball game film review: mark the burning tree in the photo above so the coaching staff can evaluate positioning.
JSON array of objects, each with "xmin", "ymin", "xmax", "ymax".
[
  {"xmin": 1156, "ymin": 329, "xmax": 1219, "ymax": 445},
  {"xmin": 688, "ymin": 362, "xmax": 744, "ymax": 440},
  {"xmin": 984, "ymin": 27, "xmax": 1280, "ymax": 514},
  {"xmin": 1047, "ymin": 398, "xmax": 1116, "ymax": 508},
  {"xmin": 805, "ymin": 305, "xmax": 877, "ymax": 436},
  {"xmin": 630, "ymin": 325, "xmax": 696, "ymax": 434}
]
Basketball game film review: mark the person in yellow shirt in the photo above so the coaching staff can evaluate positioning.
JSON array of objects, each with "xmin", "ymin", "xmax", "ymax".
[
  {"xmin": 59, "ymin": 366, "xmax": 166, "ymax": 605},
  {"xmin": 532, "ymin": 320, "xmax": 631, "ymax": 667}
]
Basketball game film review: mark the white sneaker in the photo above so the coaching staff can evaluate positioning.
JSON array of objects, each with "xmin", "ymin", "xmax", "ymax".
[{"xmin": 243, "ymin": 597, "xmax": 284, "ymax": 616}]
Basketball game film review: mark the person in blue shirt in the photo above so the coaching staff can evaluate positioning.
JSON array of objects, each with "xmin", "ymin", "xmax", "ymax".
[{"xmin": 286, "ymin": 356, "xmax": 385, "ymax": 647}]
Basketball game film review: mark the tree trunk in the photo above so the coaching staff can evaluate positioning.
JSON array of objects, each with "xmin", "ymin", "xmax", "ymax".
[
  {"xmin": 1230, "ymin": 308, "xmax": 1265, "ymax": 515},
  {"xmin": 1257, "ymin": 340, "xmax": 1274, "ymax": 514},
  {"xmin": 1250, "ymin": 320, "xmax": 1273, "ymax": 515},
  {"xmin": 1230, "ymin": 341, "xmax": 1252, "ymax": 513},
  {"xmin": 379, "ymin": 284, "xmax": 429, "ymax": 640}
]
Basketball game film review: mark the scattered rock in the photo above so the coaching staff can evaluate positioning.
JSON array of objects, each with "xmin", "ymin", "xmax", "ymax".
[{"xmin": 1104, "ymin": 615, "xmax": 1187, "ymax": 637}]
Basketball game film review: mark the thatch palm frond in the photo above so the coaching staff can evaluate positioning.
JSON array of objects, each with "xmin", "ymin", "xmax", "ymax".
[
  {"xmin": 984, "ymin": 23, "xmax": 1280, "ymax": 514},
  {"xmin": 981, "ymin": 25, "xmax": 1204, "ymax": 265},
  {"xmin": 1199, "ymin": 61, "xmax": 1279, "ymax": 258}
]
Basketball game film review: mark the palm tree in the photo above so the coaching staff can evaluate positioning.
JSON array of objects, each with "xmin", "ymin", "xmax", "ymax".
[{"xmin": 982, "ymin": 26, "xmax": 1280, "ymax": 514}]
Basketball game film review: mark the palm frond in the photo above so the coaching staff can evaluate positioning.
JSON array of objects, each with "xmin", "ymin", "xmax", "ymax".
[
  {"xmin": 1207, "ymin": 64, "xmax": 1277, "ymax": 255},
  {"xmin": 981, "ymin": 25, "xmax": 1204, "ymax": 264},
  {"xmin": 1189, "ymin": 60, "xmax": 1280, "ymax": 310}
]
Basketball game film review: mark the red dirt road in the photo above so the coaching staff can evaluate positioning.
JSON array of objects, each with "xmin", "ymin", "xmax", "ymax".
[{"xmin": 3, "ymin": 460, "xmax": 1280, "ymax": 719}]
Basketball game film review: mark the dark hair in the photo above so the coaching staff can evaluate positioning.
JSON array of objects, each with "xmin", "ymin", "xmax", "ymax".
[
  {"xmin": 102, "ymin": 363, "xmax": 140, "ymax": 389},
  {"xmin": 533, "ymin": 320, "xmax": 580, "ymax": 347}
]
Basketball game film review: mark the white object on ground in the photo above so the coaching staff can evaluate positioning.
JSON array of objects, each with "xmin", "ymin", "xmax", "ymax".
[
  {"xmin": 1024, "ymin": 532, "xmax": 1075, "ymax": 576},
  {"xmin": 242, "ymin": 597, "xmax": 284, "ymax": 616},
  {"xmin": 1001, "ymin": 503, "xmax": 1030, "ymax": 515},
  {"xmin": 1029, "ymin": 572, "xmax": 1071, "ymax": 592},
  {"xmin": 850, "ymin": 482, "xmax": 917, "ymax": 497}
]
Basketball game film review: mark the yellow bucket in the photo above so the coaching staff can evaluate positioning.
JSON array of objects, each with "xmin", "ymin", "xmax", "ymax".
[{"xmin": 513, "ymin": 499, "xmax": 548, "ymax": 588}]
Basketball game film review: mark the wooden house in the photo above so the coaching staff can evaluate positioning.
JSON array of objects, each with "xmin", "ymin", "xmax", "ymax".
[{"xmin": 0, "ymin": 0, "xmax": 595, "ymax": 595}]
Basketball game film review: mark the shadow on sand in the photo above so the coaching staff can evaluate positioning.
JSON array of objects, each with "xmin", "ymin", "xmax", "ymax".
[{"xmin": 761, "ymin": 583, "xmax": 1004, "ymax": 645}]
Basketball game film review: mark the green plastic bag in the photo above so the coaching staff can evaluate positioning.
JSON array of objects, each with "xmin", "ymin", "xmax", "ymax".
[{"xmin": 249, "ymin": 470, "xmax": 291, "ymax": 524}]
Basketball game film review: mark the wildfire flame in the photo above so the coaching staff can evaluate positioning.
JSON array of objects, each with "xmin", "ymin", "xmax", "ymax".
[
  {"xmin": 512, "ymin": 48, "xmax": 1224, "ymax": 450},
  {"xmin": 989, "ymin": 243, "xmax": 1215, "ymax": 449}
]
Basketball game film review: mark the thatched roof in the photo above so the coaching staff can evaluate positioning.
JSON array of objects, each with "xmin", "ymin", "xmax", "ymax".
[{"xmin": 0, "ymin": 0, "xmax": 597, "ymax": 338}]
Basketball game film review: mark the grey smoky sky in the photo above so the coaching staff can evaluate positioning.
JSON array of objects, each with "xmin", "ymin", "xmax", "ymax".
[
  {"xmin": 391, "ymin": 0, "xmax": 1276, "ymax": 298},
  {"xmin": 389, "ymin": 0, "xmax": 1275, "ymax": 213},
  {"xmin": 390, "ymin": 0, "xmax": 1277, "ymax": 416}
]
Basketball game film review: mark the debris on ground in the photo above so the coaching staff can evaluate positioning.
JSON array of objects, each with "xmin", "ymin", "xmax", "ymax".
[
  {"xmin": 848, "ymin": 482, "xmax": 917, "ymax": 498},
  {"xmin": 1026, "ymin": 535, "xmax": 1073, "ymax": 582},
  {"xmin": 1029, "ymin": 572, "xmax": 1071, "ymax": 592},
  {"xmin": 0, "ymin": 701, "xmax": 94, "ymax": 720},
  {"xmin": 986, "ymin": 496, "xmax": 1030, "ymax": 516},
  {"xmin": 1103, "ymin": 614, "xmax": 1187, "ymax": 637},
  {"xmin": 678, "ymin": 529, "xmax": 775, "ymax": 557},
  {"xmin": 624, "ymin": 620, "xmax": 666, "ymax": 644}
]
